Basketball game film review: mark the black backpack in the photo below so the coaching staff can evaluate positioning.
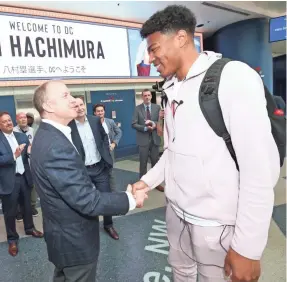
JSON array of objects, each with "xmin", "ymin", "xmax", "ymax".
[{"xmin": 199, "ymin": 58, "xmax": 286, "ymax": 169}]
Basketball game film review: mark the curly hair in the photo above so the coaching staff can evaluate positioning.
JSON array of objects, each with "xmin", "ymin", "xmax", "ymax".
[{"xmin": 140, "ymin": 5, "xmax": 197, "ymax": 39}]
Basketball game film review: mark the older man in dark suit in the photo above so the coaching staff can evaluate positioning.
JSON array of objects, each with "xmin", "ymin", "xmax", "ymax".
[
  {"xmin": 0, "ymin": 112, "xmax": 43, "ymax": 257},
  {"xmin": 30, "ymin": 81, "xmax": 148, "ymax": 282},
  {"xmin": 69, "ymin": 98, "xmax": 120, "ymax": 240},
  {"xmin": 132, "ymin": 89, "xmax": 164, "ymax": 192}
]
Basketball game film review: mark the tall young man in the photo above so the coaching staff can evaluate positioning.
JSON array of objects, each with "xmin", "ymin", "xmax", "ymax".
[{"xmin": 132, "ymin": 5, "xmax": 280, "ymax": 282}]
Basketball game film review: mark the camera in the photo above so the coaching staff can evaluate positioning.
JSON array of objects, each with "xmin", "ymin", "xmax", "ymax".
[
  {"xmin": 152, "ymin": 79, "xmax": 166, "ymax": 93},
  {"xmin": 151, "ymin": 79, "xmax": 168, "ymax": 109}
]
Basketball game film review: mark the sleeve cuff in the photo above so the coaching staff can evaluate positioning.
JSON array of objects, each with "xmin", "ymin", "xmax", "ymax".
[
  {"xmin": 140, "ymin": 176, "xmax": 156, "ymax": 190},
  {"xmin": 125, "ymin": 192, "xmax": 136, "ymax": 211},
  {"xmin": 231, "ymin": 236, "xmax": 263, "ymax": 260}
]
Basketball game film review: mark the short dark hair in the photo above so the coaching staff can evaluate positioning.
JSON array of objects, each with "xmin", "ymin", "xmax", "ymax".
[
  {"xmin": 140, "ymin": 5, "xmax": 196, "ymax": 39},
  {"xmin": 142, "ymin": 89, "xmax": 151, "ymax": 95},
  {"xmin": 0, "ymin": 111, "xmax": 10, "ymax": 118},
  {"xmin": 93, "ymin": 103, "xmax": 105, "ymax": 112},
  {"xmin": 74, "ymin": 95, "xmax": 85, "ymax": 102}
]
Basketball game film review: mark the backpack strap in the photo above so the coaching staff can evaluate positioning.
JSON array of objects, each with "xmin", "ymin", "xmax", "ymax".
[{"xmin": 199, "ymin": 58, "xmax": 239, "ymax": 171}]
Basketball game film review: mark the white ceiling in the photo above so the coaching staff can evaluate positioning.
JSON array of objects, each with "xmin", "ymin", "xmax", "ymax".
[
  {"xmin": 0, "ymin": 1, "xmax": 271, "ymax": 35},
  {"xmin": 0, "ymin": 1, "xmax": 286, "ymax": 55}
]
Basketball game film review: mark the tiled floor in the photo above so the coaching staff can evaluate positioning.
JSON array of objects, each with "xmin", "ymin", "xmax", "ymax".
[{"xmin": 0, "ymin": 157, "xmax": 285, "ymax": 282}]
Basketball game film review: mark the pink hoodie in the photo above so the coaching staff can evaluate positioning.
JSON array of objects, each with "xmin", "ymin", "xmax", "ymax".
[{"xmin": 141, "ymin": 52, "xmax": 280, "ymax": 260}]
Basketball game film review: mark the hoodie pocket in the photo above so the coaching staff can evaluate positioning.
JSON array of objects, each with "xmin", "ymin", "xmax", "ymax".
[{"xmin": 172, "ymin": 153, "xmax": 211, "ymax": 199}]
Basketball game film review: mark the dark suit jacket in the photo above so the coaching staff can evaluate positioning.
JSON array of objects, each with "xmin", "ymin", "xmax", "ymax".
[
  {"xmin": 132, "ymin": 103, "xmax": 161, "ymax": 146},
  {"xmin": 68, "ymin": 115, "xmax": 113, "ymax": 168},
  {"xmin": 0, "ymin": 131, "xmax": 32, "ymax": 195},
  {"xmin": 30, "ymin": 122, "xmax": 129, "ymax": 268}
]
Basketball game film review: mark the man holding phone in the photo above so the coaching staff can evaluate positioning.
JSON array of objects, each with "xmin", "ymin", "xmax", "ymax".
[
  {"xmin": 132, "ymin": 89, "xmax": 164, "ymax": 192},
  {"xmin": 0, "ymin": 112, "xmax": 43, "ymax": 257}
]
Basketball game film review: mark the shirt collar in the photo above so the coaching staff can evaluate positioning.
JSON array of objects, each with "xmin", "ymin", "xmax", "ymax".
[
  {"xmin": 42, "ymin": 119, "xmax": 71, "ymax": 136},
  {"xmin": 16, "ymin": 125, "xmax": 29, "ymax": 132},
  {"xmin": 75, "ymin": 116, "xmax": 88, "ymax": 124},
  {"xmin": 3, "ymin": 131, "xmax": 14, "ymax": 138}
]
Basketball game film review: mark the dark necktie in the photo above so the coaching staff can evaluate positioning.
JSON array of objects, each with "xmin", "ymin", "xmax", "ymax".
[{"xmin": 146, "ymin": 106, "xmax": 151, "ymax": 120}]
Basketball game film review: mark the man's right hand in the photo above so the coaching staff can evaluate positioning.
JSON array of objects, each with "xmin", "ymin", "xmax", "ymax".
[
  {"xmin": 127, "ymin": 183, "xmax": 149, "ymax": 208},
  {"xmin": 14, "ymin": 144, "xmax": 26, "ymax": 159},
  {"xmin": 224, "ymin": 248, "xmax": 261, "ymax": 282},
  {"xmin": 132, "ymin": 180, "xmax": 149, "ymax": 194},
  {"xmin": 147, "ymin": 126, "xmax": 154, "ymax": 131}
]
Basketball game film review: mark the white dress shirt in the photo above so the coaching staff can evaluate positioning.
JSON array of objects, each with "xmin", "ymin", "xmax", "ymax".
[
  {"xmin": 102, "ymin": 119, "xmax": 111, "ymax": 145},
  {"xmin": 42, "ymin": 119, "xmax": 136, "ymax": 211},
  {"xmin": 4, "ymin": 132, "xmax": 25, "ymax": 174},
  {"xmin": 75, "ymin": 117, "xmax": 102, "ymax": 166}
]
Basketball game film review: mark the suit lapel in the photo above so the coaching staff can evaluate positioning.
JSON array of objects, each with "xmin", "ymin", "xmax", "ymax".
[
  {"xmin": 150, "ymin": 104, "xmax": 155, "ymax": 120},
  {"xmin": 140, "ymin": 104, "xmax": 147, "ymax": 120},
  {"xmin": 69, "ymin": 120, "xmax": 85, "ymax": 161},
  {"xmin": 87, "ymin": 116, "xmax": 100, "ymax": 148},
  {"xmin": 106, "ymin": 119, "xmax": 111, "ymax": 133},
  {"xmin": 14, "ymin": 133, "xmax": 27, "ymax": 161},
  {"xmin": 105, "ymin": 119, "xmax": 112, "ymax": 139},
  {"xmin": 14, "ymin": 132, "xmax": 21, "ymax": 146},
  {"xmin": 0, "ymin": 131, "xmax": 13, "ymax": 155}
]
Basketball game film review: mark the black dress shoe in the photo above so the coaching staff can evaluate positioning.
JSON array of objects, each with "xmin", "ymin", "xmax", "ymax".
[
  {"xmin": 104, "ymin": 226, "xmax": 119, "ymax": 240},
  {"xmin": 25, "ymin": 229, "xmax": 44, "ymax": 238}
]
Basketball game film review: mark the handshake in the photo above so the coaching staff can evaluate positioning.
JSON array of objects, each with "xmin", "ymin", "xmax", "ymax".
[{"xmin": 127, "ymin": 181, "xmax": 150, "ymax": 208}]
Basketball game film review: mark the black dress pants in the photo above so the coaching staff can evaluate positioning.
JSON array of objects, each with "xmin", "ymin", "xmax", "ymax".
[{"xmin": 1, "ymin": 174, "xmax": 34, "ymax": 243}]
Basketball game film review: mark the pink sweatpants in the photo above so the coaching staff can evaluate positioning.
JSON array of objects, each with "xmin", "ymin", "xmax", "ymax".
[{"xmin": 166, "ymin": 203, "xmax": 234, "ymax": 282}]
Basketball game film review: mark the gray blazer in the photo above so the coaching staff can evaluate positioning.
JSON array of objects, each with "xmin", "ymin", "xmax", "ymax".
[
  {"xmin": 104, "ymin": 118, "xmax": 122, "ymax": 146},
  {"xmin": 30, "ymin": 122, "xmax": 129, "ymax": 269},
  {"xmin": 132, "ymin": 103, "xmax": 161, "ymax": 146}
]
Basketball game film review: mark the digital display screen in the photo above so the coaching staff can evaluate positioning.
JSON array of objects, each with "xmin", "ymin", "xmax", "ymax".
[{"xmin": 269, "ymin": 16, "xmax": 286, "ymax": 42}]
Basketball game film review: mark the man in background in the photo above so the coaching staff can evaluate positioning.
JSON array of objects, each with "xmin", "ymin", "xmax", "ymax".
[
  {"xmin": 132, "ymin": 89, "xmax": 164, "ymax": 192},
  {"xmin": 14, "ymin": 112, "xmax": 38, "ymax": 218},
  {"xmin": 14, "ymin": 112, "xmax": 34, "ymax": 144},
  {"xmin": 26, "ymin": 112, "xmax": 34, "ymax": 128},
  {"xmin": 26, "ymin": 112, "xmax": 39, "ymax": 133},
  {"xmin": 0, "ymin": 112, "xmax": 43, "ymax": 257},
  {"xmin": 69, "ymin": 98, "xmax": 121, "ymax": 240},
  {"xmin": 93, "ymin": 103, "xmax": 122, "ymax": 196}
]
